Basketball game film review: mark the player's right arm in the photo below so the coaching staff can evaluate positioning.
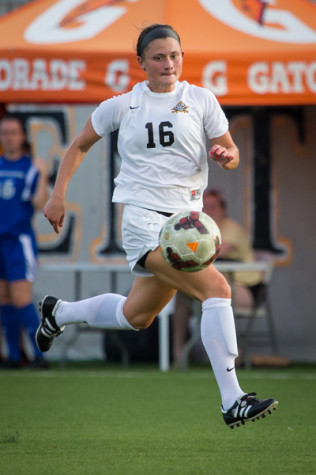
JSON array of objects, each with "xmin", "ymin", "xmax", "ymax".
[{"xmin": 44, "ymin": 117, "xmax": 101, "ymax": 233}]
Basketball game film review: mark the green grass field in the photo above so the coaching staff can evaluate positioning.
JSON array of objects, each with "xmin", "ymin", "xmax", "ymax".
[{"xmin": 0, "ymin": 364, "xmax": 315, "ymax": 475}]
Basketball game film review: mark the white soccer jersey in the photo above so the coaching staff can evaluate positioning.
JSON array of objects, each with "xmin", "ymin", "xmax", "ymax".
[{"xmin": 91, "ymin": 80, "xmax": 228, "ymax": 212}]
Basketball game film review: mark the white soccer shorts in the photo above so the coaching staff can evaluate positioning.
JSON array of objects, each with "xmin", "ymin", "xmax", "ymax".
[{"xmin": 121, "ymin": 204, "xmax": 171, "ymax": 277}]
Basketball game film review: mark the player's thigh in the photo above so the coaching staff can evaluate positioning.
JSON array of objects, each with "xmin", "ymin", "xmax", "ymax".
[
  {"xmin": 0, "ymin": 280, "xmax": 11, "ymax": 305},
  {"xmin": 0, "ymin": 279, "xmax": 32, "ymax": 307},
  {"xmin": 145, "ymin": 247, "xmax": 231, "ymax": 302},
  {"xmin": 124, "ymin": 276, "xmax": 177, "ymax": 329},
  {"xmin": 9, "ymin": 280, "xmax": 33, "ymax": 308}
]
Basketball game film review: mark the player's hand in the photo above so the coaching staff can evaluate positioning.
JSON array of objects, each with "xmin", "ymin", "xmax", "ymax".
[
  {"xmin": 209, "ymin": 145, "xmax": 234, "ymax": 168},
  {"xmin": 43, "ymin": 195, "xmax": 65, "ymax": 234}
]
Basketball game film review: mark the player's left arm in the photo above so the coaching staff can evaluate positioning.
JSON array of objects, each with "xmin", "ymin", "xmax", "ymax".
[
  {"xmin": 209, "ymin": 130, "xmax": 239, "ymax": 170},
  {"xmin": 31, "ymin": 157, "xmax": 50, "ymax": 210}
]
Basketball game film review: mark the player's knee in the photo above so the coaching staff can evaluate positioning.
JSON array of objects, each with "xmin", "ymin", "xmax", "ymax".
[
  {"xmin": 133, "ymin": 321, "xmax": 151, "ymax": 330},
  {"xmin": 200, "ymin": 275, "xmax": 231, "ymax": 301},
  {"xmin": 218, "ymin": 279, "xmax": 232, "ymax": 299},
  {"xmin": 128, "ymin": 312, "xmax": 155, "ymax": 330}
]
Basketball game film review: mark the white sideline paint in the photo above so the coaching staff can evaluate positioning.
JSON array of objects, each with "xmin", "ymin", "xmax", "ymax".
[{"xmin": 1, "ymin": 370, "xmax": 315, "ymax": 380}]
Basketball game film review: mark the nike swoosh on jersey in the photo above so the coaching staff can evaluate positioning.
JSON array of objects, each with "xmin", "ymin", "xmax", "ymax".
[{"xmin": 129, "ymin": 106, "xmax": 140, "ymax": 109}]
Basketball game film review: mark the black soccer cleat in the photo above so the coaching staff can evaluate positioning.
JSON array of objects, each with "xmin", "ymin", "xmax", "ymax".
[
  {"xmin": 221, "ymin": 392, "xmax": 278, "ymax": 429},
  {"xmin": 35, "ymin": 296, "xmax": 65, "ymax": 352}
]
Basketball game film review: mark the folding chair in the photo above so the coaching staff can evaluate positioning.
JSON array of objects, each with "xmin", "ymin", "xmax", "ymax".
[
  {"xmin": 178, "ymin": 252, "xmax": 279, "ymax": 370},
  {"xmin": 234, "ymin": 250, "xmax": 279, "ymax": 368}
]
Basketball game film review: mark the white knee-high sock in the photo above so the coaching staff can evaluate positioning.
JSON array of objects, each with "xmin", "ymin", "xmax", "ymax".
[
  {"xmin": 201, "ymin": 297, "xmax": 244, "ymax": 410},
  {"xmin": 54, "ymin": 294, "xmax": 137, "ymax": 330}
]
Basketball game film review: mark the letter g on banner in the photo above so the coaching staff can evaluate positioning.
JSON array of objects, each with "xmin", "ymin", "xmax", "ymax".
[
  {"xmin": 105, "ymin": 60, "xmax": 130, "ymax": 93},
  {"xmin": 24, "ymin": 0, "xmax": 128, "ymax": 44},
  {"xmin": 198, "ymin": 0, "xmax": 316, "ymax": 43}
]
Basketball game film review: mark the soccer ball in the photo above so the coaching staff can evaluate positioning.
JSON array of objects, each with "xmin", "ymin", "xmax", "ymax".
[{"xmin": 159, "ymin": 210, "xmax": 221, "ymax": 272}]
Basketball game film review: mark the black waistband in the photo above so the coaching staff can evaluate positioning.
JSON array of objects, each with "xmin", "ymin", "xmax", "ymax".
[{"xmin": 146, "ymin": 209, "xmax": 173, "ymax": 218}]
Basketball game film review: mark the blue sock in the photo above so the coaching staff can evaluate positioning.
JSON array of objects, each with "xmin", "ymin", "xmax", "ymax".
[
  {"xmin": 16, "ymin": 304, "xmax": 44, "ymax": 359},
  {"xmin": 1, "ymin": 305, "xmax": 21, "ymax": 362}
]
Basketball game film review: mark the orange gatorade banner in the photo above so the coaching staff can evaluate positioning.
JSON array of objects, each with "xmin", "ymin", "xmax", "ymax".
[{"xmin": 0, "ymin": 0, "xmax": 315, "ymax": 105}]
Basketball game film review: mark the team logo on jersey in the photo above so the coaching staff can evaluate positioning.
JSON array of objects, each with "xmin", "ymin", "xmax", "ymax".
[{"xmin": 171, "ymin": 101, "xmax": 189, "ymax": 113}]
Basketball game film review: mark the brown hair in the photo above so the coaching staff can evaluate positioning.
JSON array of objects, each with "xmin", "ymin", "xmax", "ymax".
[
  {"xmin": 0, "ymin": 114, "xmax": 32, "ymax": 156},
  {"xmin": 136, "ymin": 24, "xmax": 181, "ymax": 57}
]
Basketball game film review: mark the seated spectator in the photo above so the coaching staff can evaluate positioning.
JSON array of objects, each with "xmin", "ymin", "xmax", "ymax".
[{"xmin": 172, "ymin": 188, "xmax": 263, "ymax": 367}]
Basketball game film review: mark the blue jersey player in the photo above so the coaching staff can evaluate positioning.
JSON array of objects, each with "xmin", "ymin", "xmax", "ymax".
[{"xmin": 0, "ymin": 115, "xmax": 49, "ymax": 368}]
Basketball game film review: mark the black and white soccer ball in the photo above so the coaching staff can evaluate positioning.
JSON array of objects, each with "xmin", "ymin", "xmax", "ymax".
[{"xmin": 159, "ymin": 210, "xmax": 221, "ymax": 272}]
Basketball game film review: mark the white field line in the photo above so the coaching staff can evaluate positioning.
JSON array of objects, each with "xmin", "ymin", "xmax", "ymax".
[{"xmin": 1, "ymin": 370, "xmax": 316, "ymax": 380}]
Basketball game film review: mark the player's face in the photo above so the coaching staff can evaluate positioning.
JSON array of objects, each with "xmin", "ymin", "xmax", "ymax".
[
  {"xmin": 138, "ymin": 37, "xmax": 183, "ymax": 93},
  {"xmin": 0, "ymin": 119, "xmax": 25, "ymax": 159}
]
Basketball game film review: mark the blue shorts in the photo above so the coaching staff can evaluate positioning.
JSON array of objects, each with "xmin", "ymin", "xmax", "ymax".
[{"xmin": 0, "ymin": 232, "xmax": 38, "ymax": 282}]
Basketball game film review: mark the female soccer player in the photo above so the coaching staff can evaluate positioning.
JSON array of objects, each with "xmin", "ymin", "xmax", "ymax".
[
  {"xmin": 36, "ymin": 24, "xmax": 278, "ymax": 427},
  {"xmin": 0, "ymin": 115, "xmax": 49, "ymax": 368}
]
